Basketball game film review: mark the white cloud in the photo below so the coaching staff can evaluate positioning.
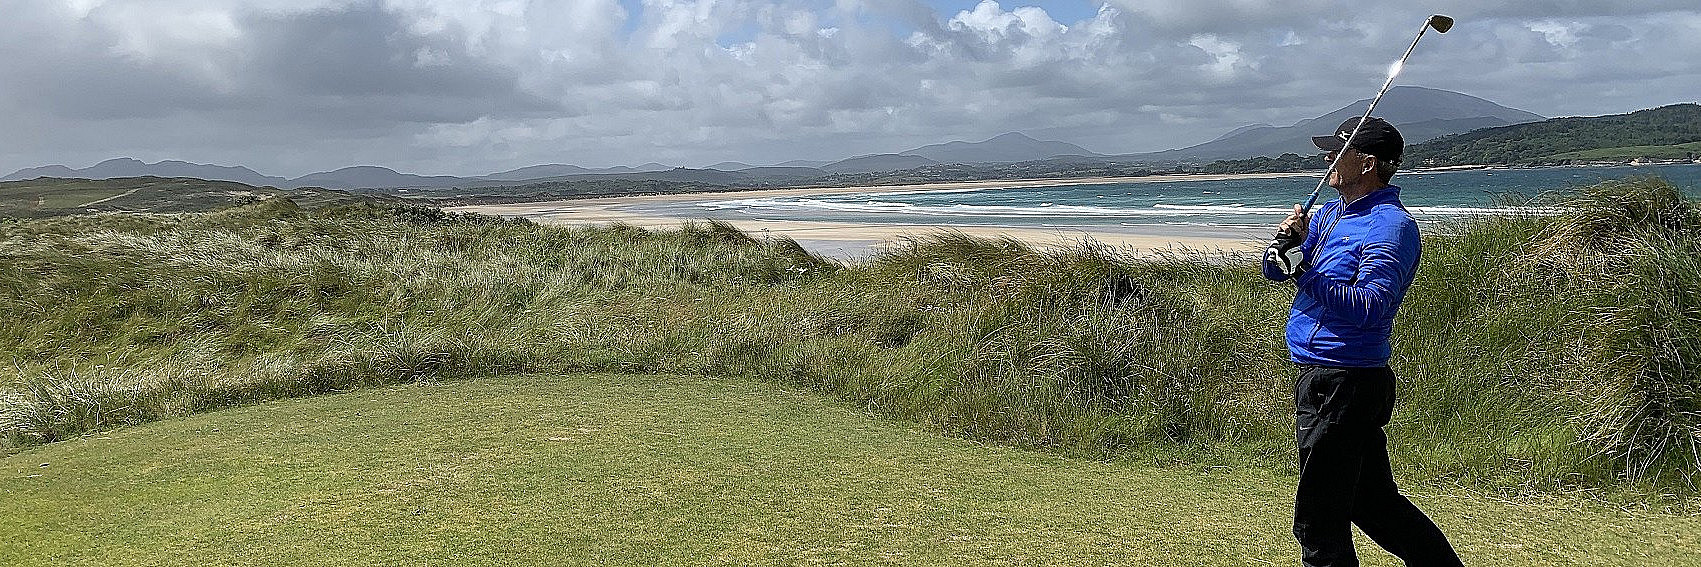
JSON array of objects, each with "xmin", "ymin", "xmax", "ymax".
[
  {"xmin": 1527, "ymin": 20, "xmax": 1584, "ymax": 53},
  {"xmin": 948, "ymin": 1, "xmax": 1065, "ymax": 40},
  {"xmin": 1187, "ymin": 34, "xmax": 1251, "ymax": 80}
]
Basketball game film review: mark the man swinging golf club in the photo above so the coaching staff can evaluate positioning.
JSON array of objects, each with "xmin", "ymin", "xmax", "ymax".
[
  {"xmin": 1262, "ymin": 14, "xmax": 1463, "ymax": 567},
  {"xmin": 1262, "ymin": 115, "xmax": 1464, "ymax": 566}
]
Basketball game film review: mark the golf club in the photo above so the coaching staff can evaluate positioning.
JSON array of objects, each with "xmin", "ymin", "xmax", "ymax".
[{"xmin": 1300, "ymin": 14, "xmax": 1454, "ymax": 213}]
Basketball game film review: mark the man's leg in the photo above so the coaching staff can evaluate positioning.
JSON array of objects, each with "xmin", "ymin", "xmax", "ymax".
[
  {"xmin": 1293, "ymin": 366, "xmax": 1368, "ymax": 567},
  {"xmin": 1350, "ymin": 371, "xmax": 1464, "ymax": 567}
]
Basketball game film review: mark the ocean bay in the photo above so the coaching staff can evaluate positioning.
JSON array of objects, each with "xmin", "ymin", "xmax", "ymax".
[{"xmin": 654, "ymin": 163, "xmax": 1701, "ymax": 230}]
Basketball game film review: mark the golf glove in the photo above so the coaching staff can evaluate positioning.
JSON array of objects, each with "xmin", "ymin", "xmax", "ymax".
[{"xmin": 1265, "ymin": 230, "xmax": 1307, "ymax": 277}]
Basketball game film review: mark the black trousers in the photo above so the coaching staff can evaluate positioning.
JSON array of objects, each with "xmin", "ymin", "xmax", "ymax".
[{"xmin": 1294, "ymin": 365, "xmax": 1463, "ymax": 567}]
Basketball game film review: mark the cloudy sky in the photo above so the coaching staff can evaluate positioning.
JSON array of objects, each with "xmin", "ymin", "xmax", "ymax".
[{"xmin": 2, "ymin": 1, "xmax": 1698, "ymax": 177}]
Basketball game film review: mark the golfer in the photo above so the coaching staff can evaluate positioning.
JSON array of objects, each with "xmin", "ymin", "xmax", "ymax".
[{"xmin": 1262, "ymin": 117, "xmax": 1463, "ymax": 567}]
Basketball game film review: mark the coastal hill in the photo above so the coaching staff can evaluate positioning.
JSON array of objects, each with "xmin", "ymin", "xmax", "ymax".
[
  {"xmin": 482, "ymin": 162, "xmax": 668, "ymax": 181},
  {"xmin": 0, "ymin": 176, "xmax": 391, "ymax": 218},
  {"xmin": 820, "ymin": 153, "xmax": 940, "ymax": 174},
  {"xmin": 900, "ymin": 132, "xmax": 1098, "ymax": 164},
  {"xmin": 1404, "ymin": 103, "xmax": 1701, "ymax": 166},
  {"xmin": 1126, "ymin": 86, "xmax": 1544, "ymax": 162},
  {"xmin": 0, "ymin": 175, "xmax": 396, "ymax": 217},
  {"xmin": 290, "ymin": 166, "xmax": 470, "ymax": 190},
  {"xmin": 8, "ymin": 91, "xmax": 1696, "ymax": 193},
  {"xmin": 816, "ymin": 133, "xmax": 1099, "ymax": 174}
]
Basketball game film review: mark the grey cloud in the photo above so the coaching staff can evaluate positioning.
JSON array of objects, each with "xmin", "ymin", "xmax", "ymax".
[
  {"xmin": 243, "ymin": 4, "xmax": 511, "ymax": 99},
  {"xmin": 0, "ymin": 1, "xmax": 554, "ymax": 127},
  {"xmin": 0, "ymin": 3, "xmax": 237, "ymax": 120},
  {"xmin": 3, "ymin": 0, "xmax": 1699, "ymax": 176},
  {"xmin": 237, "ymin": 2, "xmax": 560, "ymax": 124}
]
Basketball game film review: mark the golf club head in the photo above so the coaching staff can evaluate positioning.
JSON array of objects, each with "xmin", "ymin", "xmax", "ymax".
[{"xmin": 1428, "ymin": 14, "xmax": 1454, "ymax": 33}]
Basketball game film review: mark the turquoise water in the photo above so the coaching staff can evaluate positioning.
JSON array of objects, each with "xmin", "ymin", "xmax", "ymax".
[{"xmin": 647, "ymin": 164, "xmax": 1701, "ymax": 230}]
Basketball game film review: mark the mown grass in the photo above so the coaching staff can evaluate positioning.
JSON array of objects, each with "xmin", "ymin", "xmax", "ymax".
[
  {"xmin": 5, "ymin": 373, "xmax": 1696, "ymax": 566},
  {"xmin": 2, "ymin": 177, "xmax": 1698, "ymax": 506}
]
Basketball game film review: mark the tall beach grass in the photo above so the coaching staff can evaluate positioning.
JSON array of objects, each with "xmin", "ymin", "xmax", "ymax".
[{"xmin": 2, "ymin": 178, "xmax": 1696, "ymax": 505}]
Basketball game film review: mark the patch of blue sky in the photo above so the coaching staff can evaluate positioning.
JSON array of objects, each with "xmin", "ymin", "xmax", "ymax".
[
  {"xmin": 718, "ymin": 20, "xmax": 761, "ymax": 48},
  {"xmin": 615, "ymin": 0, "xmax": 644, "ymax": 36}
]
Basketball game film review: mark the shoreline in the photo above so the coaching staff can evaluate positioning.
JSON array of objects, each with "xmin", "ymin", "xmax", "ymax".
[
  {"xmin": 462, "ymin": 170, "xmax": 1318, "ymax": 208},
  {"xmin": 445, "ymin": 172, "xmax": 1297, "ymax": 259}
]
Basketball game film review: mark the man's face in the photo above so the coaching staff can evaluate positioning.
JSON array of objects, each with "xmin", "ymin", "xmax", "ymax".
[{"xmin": 1324, "ymin": 148, "xmax": 1374, "ymax": 190}]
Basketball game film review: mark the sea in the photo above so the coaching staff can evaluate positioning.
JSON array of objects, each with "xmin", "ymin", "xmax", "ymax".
[{"xmin": 634, "ymin": 163, "xmax": 1701, "ymax": 233}]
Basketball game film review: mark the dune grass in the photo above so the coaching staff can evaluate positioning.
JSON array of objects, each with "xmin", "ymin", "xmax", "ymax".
[
  {"xmin": 5, "ymin": 372, "xmax": 1697, "ymax": 566},
  {"xmin": 1, "ymin": 177, "xmax": 1698, "ymax": 506}
]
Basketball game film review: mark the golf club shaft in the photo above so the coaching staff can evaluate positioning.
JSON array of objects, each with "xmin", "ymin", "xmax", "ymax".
[{"xmin": 1300, "ymin": 18, "xmax": 1443, "ymax": 213}]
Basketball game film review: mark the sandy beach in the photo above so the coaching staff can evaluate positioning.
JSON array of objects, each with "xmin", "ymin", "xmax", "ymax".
[{"xmin": 445, "ymin": 172, "xmax": 1304, "ymax": 259}]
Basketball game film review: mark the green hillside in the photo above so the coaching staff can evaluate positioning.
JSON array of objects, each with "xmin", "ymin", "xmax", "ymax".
[
  {"xmin": 1546, "ymin": 141, "xmax": 1701, "ymax": 161},
  {"xmin": 1404, "ymin": 103, "xmax": 1701, "ymax": 166},
  {"xmin": 0, "ymin": 177, "xmax": 390, "ymax": 218}
]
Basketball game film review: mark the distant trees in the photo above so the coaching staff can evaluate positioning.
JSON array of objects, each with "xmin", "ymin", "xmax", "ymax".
[{"xmin": 1196, "ymin": 153, "xmax": 1321, "ymax": 174}]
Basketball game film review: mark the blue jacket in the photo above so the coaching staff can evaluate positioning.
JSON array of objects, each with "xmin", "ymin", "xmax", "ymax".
[{"xmin": 1263, "ymin": 185, "xmax": 1421, "ymax": 367}]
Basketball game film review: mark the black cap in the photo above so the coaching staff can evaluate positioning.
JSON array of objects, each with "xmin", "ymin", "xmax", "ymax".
[{"xmin": 1312, "ymin": 116, "xmax": 1404, "ymax": 165}]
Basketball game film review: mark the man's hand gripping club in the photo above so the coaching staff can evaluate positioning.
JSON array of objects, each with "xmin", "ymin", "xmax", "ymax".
[{"xmin": 1265, "ymin": 204, "xmax": 1309, "ymax": 278}]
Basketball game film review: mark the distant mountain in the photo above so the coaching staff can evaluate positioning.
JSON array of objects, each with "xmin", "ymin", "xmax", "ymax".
[
  {"xmin": 289, "ymin": 166, "xmax": 467, "ymax": 190},
  {"xmin": 900, "ymin": 132, "xmax": 1099, "ymax": 164},
  {"xmin": 776, "ymin": 159, "xmax": 833, "ymax": 168},
  {"xmin": 728, "ymin": 166, "xmax": 827, "ymax": 180},
  {"xmin": 523, "ymin": 166, "xmax": 826, "ymax": 186},
  {"xmin": 2, "ymin": 158, "xmax": 288, "ymax": 187},
  {"xmin": 482, "ymin": 164, "xmax": 596, "ymax": 181},
  {"xmin": 1404, "ymin": 103, "xmax": 1701, "ymax": 166},
  {"xmin": 1209, "ymin": 123, "xmax": 1274, "ymax": 142},
  {"xmin": 822, "ymin": 154, "xmax": 940, "ymax": 174},
  {"xmin": 1133, "ymin": 87, "xmax": 1545, "ymax": 162}
]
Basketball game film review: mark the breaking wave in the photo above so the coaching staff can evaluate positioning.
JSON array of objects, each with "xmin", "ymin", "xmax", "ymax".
[{"xmin": 693, "ymin": 197, "xmax": 1555, "ymax": 221}]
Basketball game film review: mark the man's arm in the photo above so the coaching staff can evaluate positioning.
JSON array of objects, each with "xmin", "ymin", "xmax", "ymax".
[{"xmin": 1291, "ymin": 219, "xmax": 1419, "ymax": 326}]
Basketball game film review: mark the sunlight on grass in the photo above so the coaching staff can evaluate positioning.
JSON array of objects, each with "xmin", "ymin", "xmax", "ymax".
[{"xmin": 4, "ymin": 373, "xmax": 1695, "ymax": 566}]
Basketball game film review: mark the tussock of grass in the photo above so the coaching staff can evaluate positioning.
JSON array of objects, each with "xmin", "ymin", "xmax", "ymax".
[
  {"xmin": 2, "ymin": 180, "xmax": 1698, "ymax": 505},
  {"xmin": 1391, "ymin": 177, "xmax": 1701, "ymax": 495},
  {"xmin": 1523, "ymin": 178, "xmax": 1701, "ymax": 488}
]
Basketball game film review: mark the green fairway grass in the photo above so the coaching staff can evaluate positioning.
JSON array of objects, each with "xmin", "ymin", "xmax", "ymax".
[{"xmin": 3, "ymin": 373, "xmax": 1695, "ymax": 566}]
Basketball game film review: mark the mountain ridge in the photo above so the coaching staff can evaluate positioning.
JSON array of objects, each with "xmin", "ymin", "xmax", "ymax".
[
  {"xmin": 0, "ymin": 87, "xmax": 1579, "ymax": 189},
  {"xmin": 898, "ymin": 132, "xmax": 1099, "ymax": 164},
  {"xmin": 1129, "ymin": 86, "xmax": 1544, "ymax": 162},
  {"xmin": 1, "ymin": 158, "xmax": 288, "ymax": 187}
]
